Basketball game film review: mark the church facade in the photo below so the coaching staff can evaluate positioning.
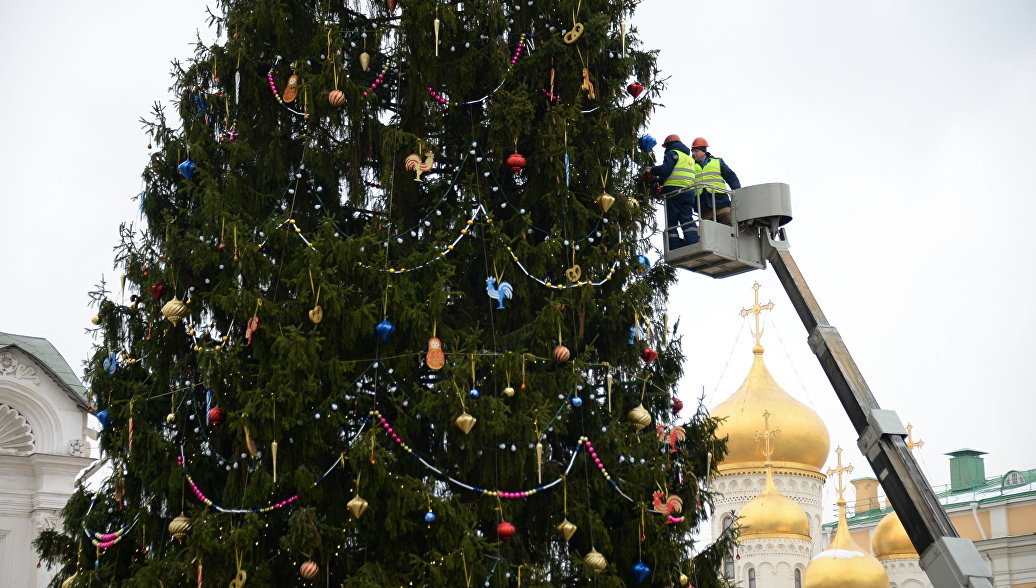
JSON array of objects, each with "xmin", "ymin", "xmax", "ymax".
[
  {"xmin": 706, "ymin": 287, "xmax": 1035, "ymax": 588},
  {"xmin": 0, "ymin": 333, "xmax": 93, "ymax": 587}
]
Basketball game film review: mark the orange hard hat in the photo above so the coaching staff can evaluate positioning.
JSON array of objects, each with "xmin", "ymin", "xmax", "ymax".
[
  {"xmin": 662, "ymin": 134, "xmax": 681, "ymax": 146},
  {"xmin": 691, "ymin": 137, "xmax": 709, "ymax": 148}
]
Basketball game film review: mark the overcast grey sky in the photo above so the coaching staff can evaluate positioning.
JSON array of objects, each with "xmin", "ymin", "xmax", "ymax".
[{"xmin": 2, "ymin": 1, "xmax": 1034, "ymax": 521}]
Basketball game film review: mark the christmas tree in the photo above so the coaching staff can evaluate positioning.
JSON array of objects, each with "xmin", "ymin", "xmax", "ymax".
[{"xmin": 36, "ymin": 0, "xmax": 736, "ymax": 585}]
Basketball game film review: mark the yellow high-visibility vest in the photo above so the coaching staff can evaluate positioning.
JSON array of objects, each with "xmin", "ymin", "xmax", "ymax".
[
  {"xmin": 694, "ymin": 157, "xmax": 725, "ymax": 196},
  {"xmin": 662, "ymin": 150, "xmax": 696, "ymax": 189}
]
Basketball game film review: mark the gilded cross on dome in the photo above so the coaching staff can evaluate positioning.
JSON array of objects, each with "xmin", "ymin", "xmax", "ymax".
[
  {"xmin": 826, "ymin": 446, "xmax": 854, "ymax": 500},
  {"xmin": 740, "ymin": 282, "xmax": 775, "ymax": 348},
  {"xmin": 906, "ymin": 423, "xmax": 924, "ymax": 452},
  {"xmin": 754, "ymin": 410, "xmax": 781, "ymax": 466}
]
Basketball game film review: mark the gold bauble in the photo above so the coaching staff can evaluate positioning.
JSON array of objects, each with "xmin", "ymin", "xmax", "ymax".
[
  {"xmin": 503, "ymin": 386, "xmax": 515, "ymax": 397},
  {"xmin": 555, "ymin": 519, "xmax": 577, "ymax": 541},
  {"xmin": 347, "ymin": 495, "xmax": 369, "ymax": 518},
  {"xmin": 627, "ymin": 404, "xmax": 651, "ymax": 431},
  {"xmin": 454, "ymin": 411, "xmax": 477, "ymax": 434},
  {"xmin": 308, "ymin": 305, "xmax": 324, "ymax": 323},
  {"xmin": 168, "ymin": 512, "xmax": 191, "ymax": 542},
  {"xmin": 90, "ymin": 315, "xmax": 100, "ymax": 325},
  {"xmin": 165, "ymin": 413, "xmax": 176, "ymax": 424},
  {"xmin": 161, "ymin": 297, "xmax": 189, "ymax": 325},
  {"xmin": 595, "ymin": 193, "xmax": 615, "ymax": 213},
  {"xmin": 583, "ymin": 548, "xmax": 607, "ymax": 573},
  {"xmin": 61, "ymin": 573, "xmax": 78, "ymax": 588},
  {"xmin": 678, "ymin": 572, "xmax": 689, "ymax": 585},
  {"xmin": 359, "ymin": 51, "xmax": 371, "ymax": 71}
]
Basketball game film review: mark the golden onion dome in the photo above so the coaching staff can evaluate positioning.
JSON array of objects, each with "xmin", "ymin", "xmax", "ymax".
[
  {"xmin": 871, "ymin": 511, "xmax": 918, "ymax": 560},
  {"xmin": 805, "ymin": 500, "xmax": 889, "ymax": 588},
  {"xmin": 738, "ymin": 468, "xmax": 811, "ymax": 539},
  {"xmin": 711, "ymin": 345, "xmax": 830, "ymax": 474}
]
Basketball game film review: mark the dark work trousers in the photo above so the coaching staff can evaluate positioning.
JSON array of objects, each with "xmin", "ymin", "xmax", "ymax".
[{"xmin": 665, "ymin": 188, "xmax": 698, "ymax": 249}]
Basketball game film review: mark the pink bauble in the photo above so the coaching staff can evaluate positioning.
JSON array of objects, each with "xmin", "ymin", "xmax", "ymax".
[
  {"xmin": 553, "ymin": 345, "xmax": 571, "ymax": 363},
  {"xmin": 328, "ymin": 90, "xmax": 345, "ymax": 107}
]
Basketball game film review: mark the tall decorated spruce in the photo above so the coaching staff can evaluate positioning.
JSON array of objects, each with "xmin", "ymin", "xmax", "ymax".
[{"xmin": 36, "ymin": 1, "xmax": 735, "ymax": 585}]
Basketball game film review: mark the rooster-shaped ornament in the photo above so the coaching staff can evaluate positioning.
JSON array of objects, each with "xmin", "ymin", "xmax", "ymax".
[
  {"xmin": 405, "ymin": 150, "xmax": 435, "ymax": 181},
  {"xmin": 485, "ymin": 277, "xmax": 514, "ymax": 309},
  {"xmin": 652, "ymin": 492, "xmax": 684, "ymax": 524},
  {"xmin": 656, "ymin": 425, "xmax": 686, "ymax": 454}
]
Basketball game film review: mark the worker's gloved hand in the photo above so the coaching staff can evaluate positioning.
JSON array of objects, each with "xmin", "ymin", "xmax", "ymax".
[
  {"xmin": 643, "ymin": 167, "xmax": 655, "ymax": 181},
  {"xmin": 653, "ymin": 185, "xmax": 663, "ymax": 197}
]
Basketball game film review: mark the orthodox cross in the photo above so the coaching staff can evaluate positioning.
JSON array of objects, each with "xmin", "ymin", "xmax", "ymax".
[
  {"xmin": 740, "ymin": 282, "xmax": 775, "ymax": 347},
  {"xmin": 754, "ymin": 410, "xmax": 781, "ymax": 466},
  {"xmin": 906, "ymin": 423, "xmax": 925, "ymax": 452},
  {"xmin": 826, "ymin": 446, "xmax": 854, "ymax": 500}
]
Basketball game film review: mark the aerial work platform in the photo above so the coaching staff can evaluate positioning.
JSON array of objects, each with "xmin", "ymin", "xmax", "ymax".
[
  {"xmin": 663, "ymin": 182, "xmax": 792, "ymax": 278},
  {"xmin": 663, "ymin": 182, "xmax": 995, "ymax": 588}
]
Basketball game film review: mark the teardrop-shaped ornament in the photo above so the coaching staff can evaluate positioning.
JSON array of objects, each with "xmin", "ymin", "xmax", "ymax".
[
  {"xmin": 359, "ymin": 51, "xmax": 371, "ymax": 71},
  {"xmin": 556, "ymin": 519, "xmax": 577, "ymax": 541},
  {"xmin": 348, "ymin": 495, "xmax": 369, "ymax": 518}
]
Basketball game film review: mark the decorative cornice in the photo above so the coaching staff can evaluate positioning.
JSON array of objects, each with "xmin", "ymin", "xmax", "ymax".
[{"xmin": 0, "ymin": 351, "xmax": 41, "ymax": 385}]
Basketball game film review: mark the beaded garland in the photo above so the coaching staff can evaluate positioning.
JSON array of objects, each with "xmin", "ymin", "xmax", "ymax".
[{"xmin": 362, "ymin": 61, "xmax": 392, "ymax": 97}]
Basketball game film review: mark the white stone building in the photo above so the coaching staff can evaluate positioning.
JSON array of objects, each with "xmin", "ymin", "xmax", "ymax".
[{"xmin": 0, "ymin": 332, "xmax": 92, "ymax": 587}]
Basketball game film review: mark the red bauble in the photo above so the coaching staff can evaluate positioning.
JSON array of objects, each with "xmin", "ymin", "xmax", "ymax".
[
  {"xmin": 149, "ymin": 283, "xmax": 165, "ymax": 301},
  {"xmin": 553, "ymin": 345, "xmax": 571, "ymax": 363},
  {"xmin": 506, "ymin": 152, "xmax": 527, "ymax": 173},
  {"xmin": 672, "ymin": 397, "xmax": 684, "ymax": 414},
  {"xmin": 497, "ymin": 519, "xmax": 516, "ymax": 542},
  {"xmin": 642, "ymin": 347, "xmax": 658, "ymax": 363},
  {"xmin": 208, "ymin": 406, "xmax": 227, "ymax": 428},
  {"xmin": 627, "ymin": 82, "xmax": 645, "ymax": 98},
  {"xmin": 328, "ymin": 89, "xmax": 346, "ymax": 107}
]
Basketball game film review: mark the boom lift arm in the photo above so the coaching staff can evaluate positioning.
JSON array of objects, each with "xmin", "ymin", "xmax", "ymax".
[{"xmin": 665, "ymin": 183, "xmax": 994, "ymax": 587}]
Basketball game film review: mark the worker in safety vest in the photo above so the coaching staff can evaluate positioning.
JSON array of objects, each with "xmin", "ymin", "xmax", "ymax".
[
  {"xmin": 646, "ymin": 134, "xmax": 698, "ymax": 249},
  {"xmin": 689, "ymin": 137, "xmax": 740, "ymax": 225}
]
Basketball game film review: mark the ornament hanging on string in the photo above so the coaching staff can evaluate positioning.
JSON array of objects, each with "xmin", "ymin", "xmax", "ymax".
[
  {"xmin": 626, "ymin": 82, "xmax": 645, "ymax": 98},
  {"xmin": 506, "ymin": 151, "xmax": 526, "ymax": 175},
  {"xmin": 434, "ymin": 16, "xmax": 441, "ymax": 57},
  {"xmin": 672, "ymin": 396, "xmax": 684, "ymax": 414},
  {"xmin": 556, "ymin": 475, "xmax": 577, "ymax": 541},
  {"xmin": 375, "ymin": 318, "xmax": 395, "ymax": 342},
  {"xmin": 485, "ymin": 276, "xmax": 513, "ymax": 309},
  {"xmin": 308, "ymin": 270, "xmax": 324, "ymax": 323},
  {"xmin": 627, "ymin": 404, "xmax": 651, "ymax": 431},
  {"xmin": 359, "ymin": 33, "xmax": 371, "ymax": 71},
  {"xmin": 282, "ymin": 67, "xmax": 302, "ymax": 103},
  {"xmin": 496, "ymin": 518, "xmax": 516, "ymax": 542},
  {"xmin": 583, "ymin": 549, "xmax": 607, "ymax": 573},
  {"xmin": 207, "ymin": 406, "xmax": 226, "ymax": 429},
  {"xmin": 641, "ymin": 347, "xmax": 658, "ymax": 363},
  {"xmin": 630, "ymin": 560, "xmax": 651, "ymax": 583},
  {"xmin": 162, "ymin": 297, "xmax": 189, "ymax": 325},
  {"xmin": 454, "ymin": 411, "xmax": 476, "ymax": 434},
  {"xmin": 326, "ymin": 30, "xmax": 345, "ymax": 108},
  {"xmin": 178, "ymin": 159, "xmax": 196, "ymax": 179},
  {"xmin": 621, "ymin": 21, "xmax": 628, "ymax": 57},
  {"xmin": 563, "ymin": 3, "xmax": 584, "ymax": 44},
  {"xmin": 299, "ymin": 560, "xmax": 318, "ymax": 580},
  {"xmin": 404, "ymin": 150, "xmax": 435, "ymax": 181},
  {"xmin": 149, "ymin": 283, "xmax": 166, "ymax": 300},
  {"xmin": 425, "ymin": 336, "xmax": 445, "ymax": 370},
  {"xmin": 168, "ymin": 513, "xmax": 191, "ymax": 542}
]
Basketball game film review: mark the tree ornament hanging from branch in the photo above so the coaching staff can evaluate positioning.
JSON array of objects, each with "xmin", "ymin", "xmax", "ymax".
[
  {"xmin": 299, "ymin": 560, "xmax": 318, "ymax": 579},
  {"xmin": 506, "ymin": 151, "xmax": 526, "ymax": 174},
  {"xmin": 485, "ymin": 277, "xmax": 513, "ymax": 309},
  {"xmin": 404, "ymin": 150, "xmax": 434, "ymax": 181}
]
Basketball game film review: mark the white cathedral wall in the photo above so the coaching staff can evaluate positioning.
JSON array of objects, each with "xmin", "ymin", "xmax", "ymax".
[
  {"xmin": 882, "ymin": 558, "xmax": 931, "ymax": 588},
  {"xmin": 0, "ymin": 348, "xmax": 92, "ymax": 588},
  {"xmin": 711, "ymin": 469, "xmax": 827, "ymax": 556},
  {"xmin": 737, "ymin": 537, "xmax": 811, "ymax": 587}
]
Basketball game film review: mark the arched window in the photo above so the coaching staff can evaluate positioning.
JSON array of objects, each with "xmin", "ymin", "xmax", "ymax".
[
  {"xmin": 748, "ymin": 567, "xmax": 756, "ymax": 588},
  {"xmin": 722, "ymin": 515, "xmax": 735, "ymax": 579},
  {"xmin": 795, "ymin": 568, "xmax": 802, "ymax": 588},
  {"xmin": 1004, "ymin": 471, "xmax": 1025, "ymax": 487}
]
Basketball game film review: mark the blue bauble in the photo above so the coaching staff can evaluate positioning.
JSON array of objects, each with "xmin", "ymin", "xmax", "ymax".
[
  {"xmin": 638, "ymin": 135, "xmax": 657, "ymax": 153},
  {"xmin": 94, "ymin": 409, "xmax": 110, "ymax": 430},
  {"xmin": 375, "ymin": 318, "xmax": 395, "ymax": 342},
  {"xmin": 630, "ymin": 560, "xmax": 651, "ymax": 583},
  {"xmin": 469, "ymin": 388, "xmax": 480, "ymax": 399},
  {"xmin": 635, "ymin": 254, "xmax": 651, "ymax": 275},
  {"xmin": 571, "ymin": 396, "xmax": 583, "ymax": 408},
  {"xmin": 177, "ymin": 159, "xmax": 196, "ymax": 180},
  {"xmin": 424, "ymin": 511, "xmax": 436, "ymax": 523}
]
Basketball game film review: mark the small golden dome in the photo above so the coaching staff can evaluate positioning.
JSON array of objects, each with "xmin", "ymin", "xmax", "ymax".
[
  {"xmin": 871, "ymin": 511, "xmax": 918, "ymax": 560},
  {"xmin": 712, "ymin": 346, "xmax": 830, "ymax": 473},
  {"xmin": 805, "ymin": 500, "xmax": 889, "ymax": 588},
  {"xmin": 738, "ymin": 469, "xmax": 811, "ymax": 539}
]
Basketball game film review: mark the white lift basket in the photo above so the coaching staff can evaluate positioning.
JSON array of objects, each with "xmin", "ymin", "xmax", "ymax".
[{"xmin": 663, "ymin": 182, "xmax": 793, "ymax": 278}]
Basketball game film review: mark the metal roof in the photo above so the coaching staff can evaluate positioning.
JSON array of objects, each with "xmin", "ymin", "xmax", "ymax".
[{"xmin": 0, "ymin": 331, "xmax": 88, "ymax": 407}]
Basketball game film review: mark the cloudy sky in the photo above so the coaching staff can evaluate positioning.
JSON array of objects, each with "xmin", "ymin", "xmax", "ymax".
[{"xmin": 2, "ymin": 1, "xmax": 1034, "ymax": 522}]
